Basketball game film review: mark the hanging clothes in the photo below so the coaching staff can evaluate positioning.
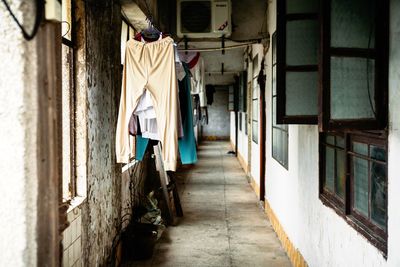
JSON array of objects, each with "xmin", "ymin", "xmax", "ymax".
[
  {"xmin": 178, "ymin": 51, "xmax": 200, "ymax": 69},
  {"xmin": 174, "ymin": 46, "xmax": 186, "ymax": 81},
  {"xmin": 128, "ymin": 34, "xmax": 184, "ymax": 141},
  {"xmin": 200, "ymin": 107, "xmax": 208, "ymax": 126},
  {"xmin": 134, "ymin": 89, "xmax": 160, "ymax": 140},
  {"xmin": 206, "ymin": 84, "xmax": 216, "ymax": 105},
  {"xmin": 135, "ymin": 63, "xmax": 198, "ymax": 165},
  {"xmin": 116, "ymin": 37, "xmax": 179, "ymax": 171},
  {"xmin": 189, "ymin": 57, "xmax": 207, "ymax": 108},
  {"xmin": 192, "ymin": 94, "xmax": 201, "ymax": 126},
  {"xmin": 179, "ymin": 51, "xmax": 206, "ymax": 108},
  {"xmin": 177, "ymin": 63, "xmax": 197, "ymax": 164}
]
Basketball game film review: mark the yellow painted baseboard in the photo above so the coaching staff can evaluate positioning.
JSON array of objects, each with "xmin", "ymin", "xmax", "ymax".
[
  {"xmin": 237, "ymin": 151, "xmax": 249, "ymax": 173},
  {"xmin": 202, "ymin": 136, "xmax": 229, "ymax": 141},
  {"xmin": 249, "ymin": 174, "xmax": 260, "ymax": 199},
  {"xmin": 230, "ymin": 141, "xmax": 235, "ymax": 151},
  {"xmin": 265, "ymin": 201, "xmax": 308, "ymax": 267}
]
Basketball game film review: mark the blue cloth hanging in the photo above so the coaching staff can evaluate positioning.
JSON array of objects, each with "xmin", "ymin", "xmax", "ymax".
[{"xmin": 178, "ymin": 63, "xmax": 197, "ymax": 164}]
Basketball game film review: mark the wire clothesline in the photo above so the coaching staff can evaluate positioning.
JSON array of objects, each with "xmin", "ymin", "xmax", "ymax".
[{"xmin": 177, "ymin": 42, "xmax": 257, "ymax": 52}]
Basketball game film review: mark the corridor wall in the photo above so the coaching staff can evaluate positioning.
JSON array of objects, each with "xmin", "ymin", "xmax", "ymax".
[
  {"xmin": 260, "ymin": 0, "xmax": 400, "ymax": 266},
  {"xmin": 202, "ymin": 87, "xmax": 230, "ymax": 139},
  {"xmin": 0, "ymin": 1, "xmax": 40, "ymax": 265},
  {"xmin": 79, "ymin": 1, "xmax": 123, "ymax": 265}
]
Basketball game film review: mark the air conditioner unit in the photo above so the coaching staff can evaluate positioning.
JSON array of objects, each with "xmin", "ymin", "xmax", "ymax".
[{"xmin": 177, "ymin": 0, "xmax": 231, "ymax": 38}]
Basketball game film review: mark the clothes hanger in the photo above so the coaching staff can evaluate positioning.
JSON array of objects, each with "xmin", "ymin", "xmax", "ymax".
[{"xmin": 141, "ymin": 17, "xmax": 161, "ymax": 41}]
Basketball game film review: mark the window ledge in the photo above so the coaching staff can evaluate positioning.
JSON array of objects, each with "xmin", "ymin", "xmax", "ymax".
[
  {"xmin": 319, "ymin": 194, "xmax": 387, "ymax": 257},
  {"xmin": 67, "ymin": 196, "xmax": 86, "ymax": 213}
]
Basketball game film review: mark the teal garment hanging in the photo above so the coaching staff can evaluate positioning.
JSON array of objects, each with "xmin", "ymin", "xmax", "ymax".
[
  {"xmin": 135, "ymin": 135, "xmax": 149, "ymax": 161},
  {"xmin": 135, "ymin": 63, "xmax": 197, "ymax": 164},
  {"xmin": 178, "ymin": 63, "xmax": 197, "ymax": 164}
]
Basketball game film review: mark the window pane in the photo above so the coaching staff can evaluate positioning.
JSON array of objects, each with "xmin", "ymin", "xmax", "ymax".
[
  {"xmin": 371, "ymin": 145, "xmax": 386, "ymax": 161},
  {"xmin": 272, "ymin": 33, "xmax": 277, "ymax": 64},
  {"xmin": 325, "ymin": 147, "xmax": 335, "ymax": 192},
  {"xmin": 272, "ymin": 128, "xmax": 278, "ymax": 157},
  {"xmin": 272, "ymin": 97, "xmax": 277, "ymax": 126},
  {"xmin": 286, "ymin": 71, "xmax": 318, "ymax": 116},
  {"xmin": 330, "ymin": 57, "xmax": 375, "ymax": 120},
  {"xmin": 62, "ymin": 44, "xmax": 73, "ymax": 200},
  {"xmin": 252, "ymin": 99, "xmax": 258, "ymax": 121},
  {"xmin": 353, "ymin": 142, "xmax": 368, "ymax": 156},
  {"xmin": 286, "ymin": 0, "xmax": 319, "ymax": 14},
  {"xmin": 336, "ymin": 150, "xmax": 346, "ymax": 198},
  {"xmin": 252, "ymin": 121, "xmax": 258, "ymax": 143},
  {"xmin": 245, "ymin": 113, "xmax": 248, "ymax": 135},
  {"xmin": 278, "ymin": 131, "xmax": 284, "ymax": 162},
  {"xmin": 286, "ymin": 20, "xmax": 319, "ymax": 65},
  {"xmin": 283, "ymin": 132, "xmax": 288, "ymax": 166},
  {"xmin": 272, "ymin": 65, "xmax": 277, "ymax": 96},
  {"xmin": 325, "ymin": 134, "xmax": 335, "ymax": 145},
  {"xmin": 239, "ymin": 112, "xmax": 242, "ymax": 131},
  {"xmin": 331, "ymin": 0, "xmax": 375, "ymax": 48},
  {"xmin": 371, "ymin": 161, "xmax": 387, "ymax": 229},
  {"xmin": 62, "ymin": 0, "xmax": 72, "ymax": 40},
  {"xmin": 336, "ymin": 136, "xmax": 345, "ymax": 148},
  {"xmin": 353, "ymin": 157, "xmax": 369, "ymax": 216}
]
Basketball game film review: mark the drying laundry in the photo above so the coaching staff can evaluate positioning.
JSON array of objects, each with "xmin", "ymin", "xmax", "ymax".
[
  {"xmin": 116, "ymin": 37, "xmax": 179, "ymax": 171},
  {"xmin": 177, "ymin": 63, "xmax": 197, "ymax": 164},
  {"xmin": 134, "ymin": 90, "xmax": 159, "ymax": 140},
  {"xmin": 206, "ymin": 84, "xmax": 216, "ymax": 105},
  {"xmin": 127, "ymin": 34, "xmax": 184, "ymax": 142},
  {"xmin": 189, "ymin": 57, "xmax": 207, "ymax": 107},
  {"xmin": 174, "ymin": 46, "xmax": 186, "ymax": 81},
  {"xmin": 178, "ymin": 51, "xmax": 200, "ymax": 69},
  {"xmin": 135, "ymin": 63, "xmax": 197, "ymax": 165}
]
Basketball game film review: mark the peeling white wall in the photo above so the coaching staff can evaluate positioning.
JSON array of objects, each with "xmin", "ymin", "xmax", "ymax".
[
  {"xmin": 261, "ymin": 0, "xmax": 400, "ymax": 266},
  {"xmin": 0, "ymin": 1, "xmax": 39, "ymax": 266}
]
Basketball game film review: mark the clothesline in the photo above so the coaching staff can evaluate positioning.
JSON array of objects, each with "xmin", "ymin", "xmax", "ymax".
[{"xmin": 177, "ymin": 42, "xmax": 257, "ymax": 52}]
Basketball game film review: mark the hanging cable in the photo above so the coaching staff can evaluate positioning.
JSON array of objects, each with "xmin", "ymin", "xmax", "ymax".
[
  {"xmin": 61, "ymin": 21, "xmax": 71, "ymax": 38},
  {"xmin": 1, "ymin": 0, "xmax": 44, "ymax": 41}
]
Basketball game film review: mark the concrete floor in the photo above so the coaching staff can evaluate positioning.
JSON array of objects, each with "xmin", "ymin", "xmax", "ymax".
[{"xmin": 128, "ymin": 141, "xmax": 291, "ymax": 267}]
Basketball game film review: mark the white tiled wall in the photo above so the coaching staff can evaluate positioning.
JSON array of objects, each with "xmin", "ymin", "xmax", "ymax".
[{"xmin": 62, "ymin": 206, "xmax": 83, "ymax": 267}]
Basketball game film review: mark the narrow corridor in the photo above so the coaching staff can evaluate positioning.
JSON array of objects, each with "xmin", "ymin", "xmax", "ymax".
[{"xmin": 127, "ymin": 141, "xmax": 291, "ymax": 267}]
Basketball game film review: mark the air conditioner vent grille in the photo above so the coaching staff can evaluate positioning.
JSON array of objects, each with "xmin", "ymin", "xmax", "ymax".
[{"xmin": 181, "ymin": 1, "xmax": 211, "ymax": 33}]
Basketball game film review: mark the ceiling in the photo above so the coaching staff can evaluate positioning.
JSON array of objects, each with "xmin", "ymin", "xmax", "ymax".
[{"xmin": 122, "ymin": 0, "xmax": 268, "ymax": 85}]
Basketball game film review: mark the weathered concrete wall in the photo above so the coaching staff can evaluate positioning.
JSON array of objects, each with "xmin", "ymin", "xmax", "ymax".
[
  {"xmin": 202, "ymin": 88, "xmax": 230, "ymax": 138},
  {"xmin": 80, "ymin": 0, "xmax": 122, "ymax": 265},
  {"xmin": 0, "ymin": 1, "xmax": 39, "ymax": 266}
]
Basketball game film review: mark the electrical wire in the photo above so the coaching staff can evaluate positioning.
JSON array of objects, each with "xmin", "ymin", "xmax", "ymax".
[
  {"xmin": 61, "ymin": 21, "xmax": 71, "ymax": 38},
  {"xmin": 1, "ymin": 0, "xmax": 44, "ymax": 41}
]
